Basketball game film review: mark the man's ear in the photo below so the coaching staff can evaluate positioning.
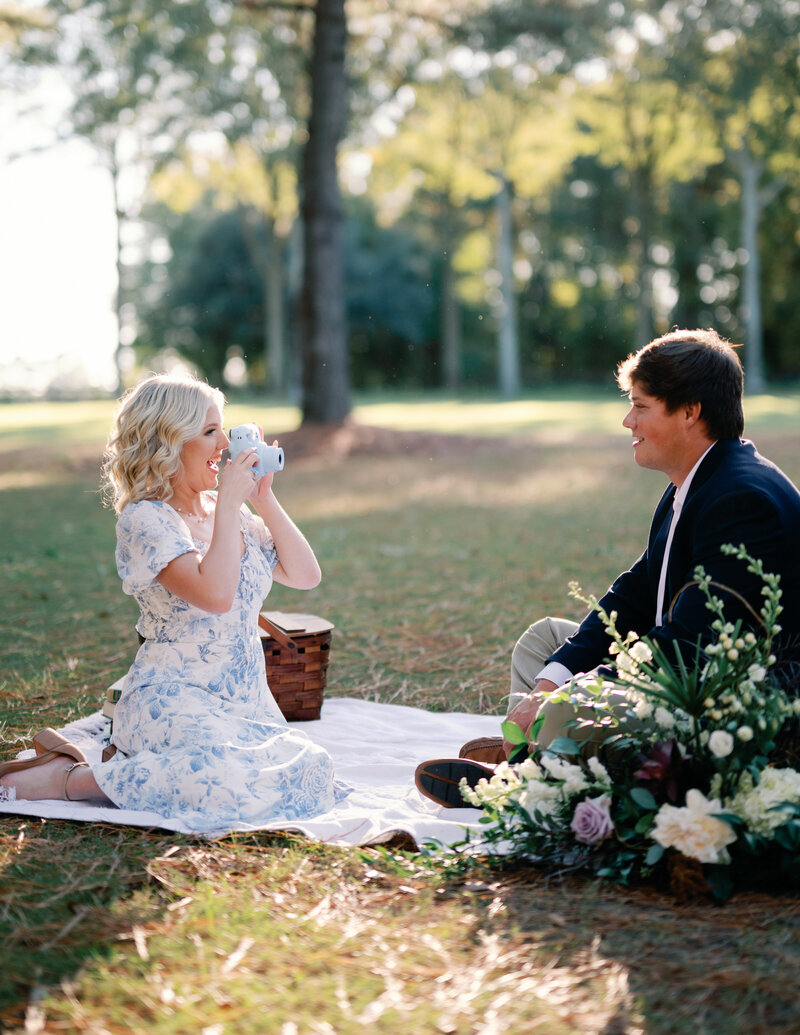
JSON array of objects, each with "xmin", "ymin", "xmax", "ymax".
[{"xmin": 684, "ymin": 401, "xmax": 703, "ymax": 428}]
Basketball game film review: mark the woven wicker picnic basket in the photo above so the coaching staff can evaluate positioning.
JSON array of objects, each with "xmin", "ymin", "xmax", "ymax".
[
  {"xmin": 257, "ymin": 611, "xmax": 334, "ymax": 721},
  {"xmin": 104, "ymin": 611, "xmax": 333, "ymax": 726}
]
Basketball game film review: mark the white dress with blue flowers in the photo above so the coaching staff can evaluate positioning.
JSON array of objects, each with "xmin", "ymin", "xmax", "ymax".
[{"xmin": 92, "ymin": 496, "xmax": 340, "ymax": 831}]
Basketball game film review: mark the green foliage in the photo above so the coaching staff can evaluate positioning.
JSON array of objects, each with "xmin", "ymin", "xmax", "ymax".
[
  {"xmin": 459, "ymin": 546, "xmax": 800, "ymax": 902},
  {"xmin": 3, "ymin": 404, "xmax": 800, "ymax": 1028}
]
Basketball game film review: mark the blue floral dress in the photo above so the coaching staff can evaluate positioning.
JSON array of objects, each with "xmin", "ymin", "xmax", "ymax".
[{"xmin": 92, "ymin": 496, "xmax": 341, "ymax": 831}]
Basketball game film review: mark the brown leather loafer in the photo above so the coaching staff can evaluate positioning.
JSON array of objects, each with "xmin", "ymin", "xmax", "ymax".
[
  {"xmin": 414, "ymin": 758, "xmax": 495, "ymax": 808},
  {"xmin": 459, "ymin": 736, "xmax": 506, "ymax": 765}
]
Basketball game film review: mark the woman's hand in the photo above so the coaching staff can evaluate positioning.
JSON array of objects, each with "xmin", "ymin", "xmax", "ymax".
[{"xmin": 218, "ymin": 446, "xmax": 262, "ymax": 509}]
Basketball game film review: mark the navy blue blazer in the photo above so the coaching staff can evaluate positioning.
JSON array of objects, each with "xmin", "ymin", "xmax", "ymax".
[{"xmin": 549, "ymin": 439, "xmax": 800, "ymax": 679}]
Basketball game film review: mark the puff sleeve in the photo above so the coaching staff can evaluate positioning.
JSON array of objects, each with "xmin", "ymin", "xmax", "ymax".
[{"xmin": 115, "ymin": 501, "xmax": 198, "ymax": 595}]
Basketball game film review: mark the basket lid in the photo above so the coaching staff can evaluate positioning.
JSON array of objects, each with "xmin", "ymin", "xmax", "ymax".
[{"xmin": 258, "ymin": 611, "xmax": 334, "ymax": 636}]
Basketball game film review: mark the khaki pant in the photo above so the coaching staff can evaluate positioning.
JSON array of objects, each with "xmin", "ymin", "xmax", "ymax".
[{"xmin": 509, "ymin": 617, "xmax": 642, "ymax": 756}]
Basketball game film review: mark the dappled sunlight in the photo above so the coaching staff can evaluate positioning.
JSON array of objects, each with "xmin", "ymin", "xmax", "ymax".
[
  {"xmin": 354, "ymin": 395, "xmax": 630, "ymax": 438},
  {"xmin": 291, "ymin": 443, "xmax": 634, "ymax": 521}
]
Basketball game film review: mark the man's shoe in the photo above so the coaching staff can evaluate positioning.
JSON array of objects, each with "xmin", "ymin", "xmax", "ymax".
[
  {"xmin": 459, "ymin": 736, "xmax": 506, "ymax": 764},
  {"xmin": 414, "ymin": 758, "xmax": 494, "ymax": 809}
]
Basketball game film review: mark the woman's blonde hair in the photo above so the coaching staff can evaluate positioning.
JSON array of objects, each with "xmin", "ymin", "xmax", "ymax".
[{"xmin": 102, "ymin": 374, "xmax": 225, "ymax": 513}]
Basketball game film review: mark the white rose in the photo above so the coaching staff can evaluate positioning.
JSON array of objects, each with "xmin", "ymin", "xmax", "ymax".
[
  {"xmin": 651, "ymin": 789, "xmax": 737, "ymax": 864},
  {"xmin": 708, "ymin": 730, "xmax": 734, "ymax": 758}
]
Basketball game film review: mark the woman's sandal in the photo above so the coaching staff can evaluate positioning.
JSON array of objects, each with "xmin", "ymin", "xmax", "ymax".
[
  {"xmin": 63, "ymin": 762, "xmax": 90, "ymax": 800},
  {"xmin": 32, "ymin": 728, "xmax": 88, "ymax": 764},
  {"xmin": 0, "ymin": 729, "xmax": 89, "ymax": 799}
]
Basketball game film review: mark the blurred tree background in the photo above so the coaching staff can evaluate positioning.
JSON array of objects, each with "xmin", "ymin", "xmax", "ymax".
[{"xmin": 4, "ymin": 0, "xmax": 800, "ymax": 420}]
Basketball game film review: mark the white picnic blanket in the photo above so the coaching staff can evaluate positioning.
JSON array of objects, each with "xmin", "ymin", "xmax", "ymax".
[{"xmin": 0, "ymin": 698, "xmax": 500, "ymax": 846}]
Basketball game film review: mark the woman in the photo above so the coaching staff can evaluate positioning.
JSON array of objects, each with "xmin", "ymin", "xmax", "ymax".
[{"xmin": 0, "ymin": 374, "xmax": 342, "ymax": 829}]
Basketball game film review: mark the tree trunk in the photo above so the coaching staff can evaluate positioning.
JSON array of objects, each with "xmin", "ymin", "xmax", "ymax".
[
  {"xmin": 237, "ymin": 204, "xmax": 285, "ymax": 393},
  {"xmin": 440, "ymin": 241, "xmax": 461, "ymax": 391},
  {"xmin": 631, "ymin": 168, "xmax": 653, "ymax": 347},
  {"xmin": 286, "ymin": 215, "xmax": 304, "ymax": 402},
  {"xmin": 737, "ymin": 145, "xmax": 766, "ymax": 394},
  {"xmin": 264, "ymin": 220, "xmax": 286, "ymax": 393},
  {"xmin": 671, "ymin": 182, "xmax": 703, "ymax": 330},
  {"xmin": 109, "ymin": 142, "xmax": 124, "ymax": 395},
  {"xmin": 298, "ymin": 0, "xmax": 350, "ymax": 424},
  {"xmin": 495, "ymin": 175, "xmax": 520, "ymax": 398}
]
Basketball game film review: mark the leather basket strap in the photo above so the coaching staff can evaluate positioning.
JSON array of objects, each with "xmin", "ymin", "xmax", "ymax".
[{"xmin": 258, "ymin": 612, "xmax": 298, "ymax": 651}]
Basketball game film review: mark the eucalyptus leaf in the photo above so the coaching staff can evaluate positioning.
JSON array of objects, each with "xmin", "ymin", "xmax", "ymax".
[
  {"xmin": 645, "ymin": 843, "xmax": 665, "ymax": 866},
  {"xmin": 630, "ymin": 787, "xmax": 658, "ymax": 810},
  {"xmin": 546, "ymin": 736, "xmax": 580, "ymax": 756}
]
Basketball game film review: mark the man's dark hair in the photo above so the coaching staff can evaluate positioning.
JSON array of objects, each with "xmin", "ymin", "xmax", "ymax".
[{"xmin": 616, "ymin": 328, "xmax": 744, "ymax": 440}]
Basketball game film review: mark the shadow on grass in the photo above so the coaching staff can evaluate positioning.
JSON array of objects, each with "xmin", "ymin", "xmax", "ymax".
[
  {"xmin": 0, "ymin": 818, "xmax": 309, "ymax": 1031},
  {"xmin": 0, "ymin": 819, "xmax": 186, "ymax": 1027}
]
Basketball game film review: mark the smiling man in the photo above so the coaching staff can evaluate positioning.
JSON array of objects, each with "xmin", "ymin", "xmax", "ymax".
[{"xmin": 416, "ymin": 328, "xmax": 800, "ymax": 807}]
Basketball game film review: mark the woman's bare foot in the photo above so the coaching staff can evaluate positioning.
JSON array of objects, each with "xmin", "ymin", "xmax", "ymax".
[{"xmin": 0, "ymin": 756, "xmax": 111, "ymax": 803}]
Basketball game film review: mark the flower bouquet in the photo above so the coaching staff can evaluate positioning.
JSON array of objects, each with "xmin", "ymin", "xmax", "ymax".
[{"xmin": 459, "ymin": 545, "xmax": 800, "ymax": 902}]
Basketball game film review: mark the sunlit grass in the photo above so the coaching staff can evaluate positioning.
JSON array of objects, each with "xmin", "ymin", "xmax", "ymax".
[
  {"xmin": 1, "ymin": 385, "xmax": 798, "ymax": 461},
  {"xmin": 2, "ymin": 394, "xmax": 800, "ymax": 1032}
]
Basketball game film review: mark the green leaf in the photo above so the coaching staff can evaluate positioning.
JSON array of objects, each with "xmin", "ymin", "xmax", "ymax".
[
  {"xmin": 645, "ymin": 843, "xmax": 665, "ymax": 866},
  {"xmin": 530, "ymin": 714, "xmax": 546, "ymax": 740},
  {"xmin": 507, "ymin": 743, "xmax": 529, "ymax": 765},
  {"xmin": 705, "ymin": 864, "xmax": 735, "ymax": 904},
  {"xmin": 630, "ymin": 787, "xmax": 658, "ymax": 811},
  {"xmin": 546, "ymin": 736, "xmax": 580, "ymax": 756},
  {"xmin": 635, "ymin": 813, "xmax": 655, "ymax": 835},
  {"xmin": 500, "ymin": 720, "xmax": 528, "ymax": 745}
]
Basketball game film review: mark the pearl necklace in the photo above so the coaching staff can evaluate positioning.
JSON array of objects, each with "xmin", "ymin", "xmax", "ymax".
[{"xmin": 171, "ymin": 500, "xmax": 211, "ymax": 522}]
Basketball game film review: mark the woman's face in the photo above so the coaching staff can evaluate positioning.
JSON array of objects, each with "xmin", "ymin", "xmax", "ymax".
[{"xmin": 176, "ymin": 403, "xmax": 228, "ymax": 494}]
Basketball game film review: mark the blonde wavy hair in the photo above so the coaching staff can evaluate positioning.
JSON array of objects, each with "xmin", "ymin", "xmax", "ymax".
[{"xmin": 102, "ymin": 374, "xmax": 225, "ymax": 513}]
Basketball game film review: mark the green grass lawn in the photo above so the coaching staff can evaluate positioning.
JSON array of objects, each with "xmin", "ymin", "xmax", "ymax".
[{"xmin": 1, "ymin": 391, "xmax": 800, "ymax": 1033}]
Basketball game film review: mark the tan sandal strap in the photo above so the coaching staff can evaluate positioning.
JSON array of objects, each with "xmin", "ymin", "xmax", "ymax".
[{"xmin": 63, "ymin": 761, "xmax": 89, "ymax": 801}]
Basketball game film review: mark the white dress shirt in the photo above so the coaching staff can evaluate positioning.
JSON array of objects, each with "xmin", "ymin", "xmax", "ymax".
[{"xmin": 534, "ymin": 444, "xmax": 715, "ymax": 691}]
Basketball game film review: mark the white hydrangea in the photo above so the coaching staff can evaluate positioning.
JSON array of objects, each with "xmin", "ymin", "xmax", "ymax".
[
  {"xmin": 654, "ymin": 706, "xmax": 675, "ymax": 729},
  {"xmin": 729, "ymin": 768, "xmax": 800, "ymax": 837},
  {"xmin": 516, "ymin": 758, "xmax": 545, "ymax": 782},
  {"xmin": 587, "ymin": 756, "xmax": 611, "ymax": 786},
  {"xmin": 517, "ymin": 780, "xmax": 564, "ymax": 821},
  {"xmin": 539, "ymin": 755, "xmax": 588, "ymax": 795}
]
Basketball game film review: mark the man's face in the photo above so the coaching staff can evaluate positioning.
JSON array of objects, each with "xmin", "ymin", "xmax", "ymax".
[{"xmin": 622, "ymin": 385, "xmax": 694, "ymax": 481}]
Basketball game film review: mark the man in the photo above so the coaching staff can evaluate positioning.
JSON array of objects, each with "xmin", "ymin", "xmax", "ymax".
[{"xmin": 416, "ymin": 328, "xmax": 800, "ymax": 807}]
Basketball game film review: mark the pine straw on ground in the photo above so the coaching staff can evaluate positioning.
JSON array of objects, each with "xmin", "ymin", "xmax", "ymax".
[
  {"xmin": 1, "ymin": 823, "xmax": 798, "ymax": 1034},
  {"xmin": 3, "ymin": 420, "xmax": 800, "ymax": 1032}
]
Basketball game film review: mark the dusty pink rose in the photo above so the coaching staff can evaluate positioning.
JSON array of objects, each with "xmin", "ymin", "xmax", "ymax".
[{"xmin": 570, "ymin": 794, "xmax": 614, "ymax": 845}]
